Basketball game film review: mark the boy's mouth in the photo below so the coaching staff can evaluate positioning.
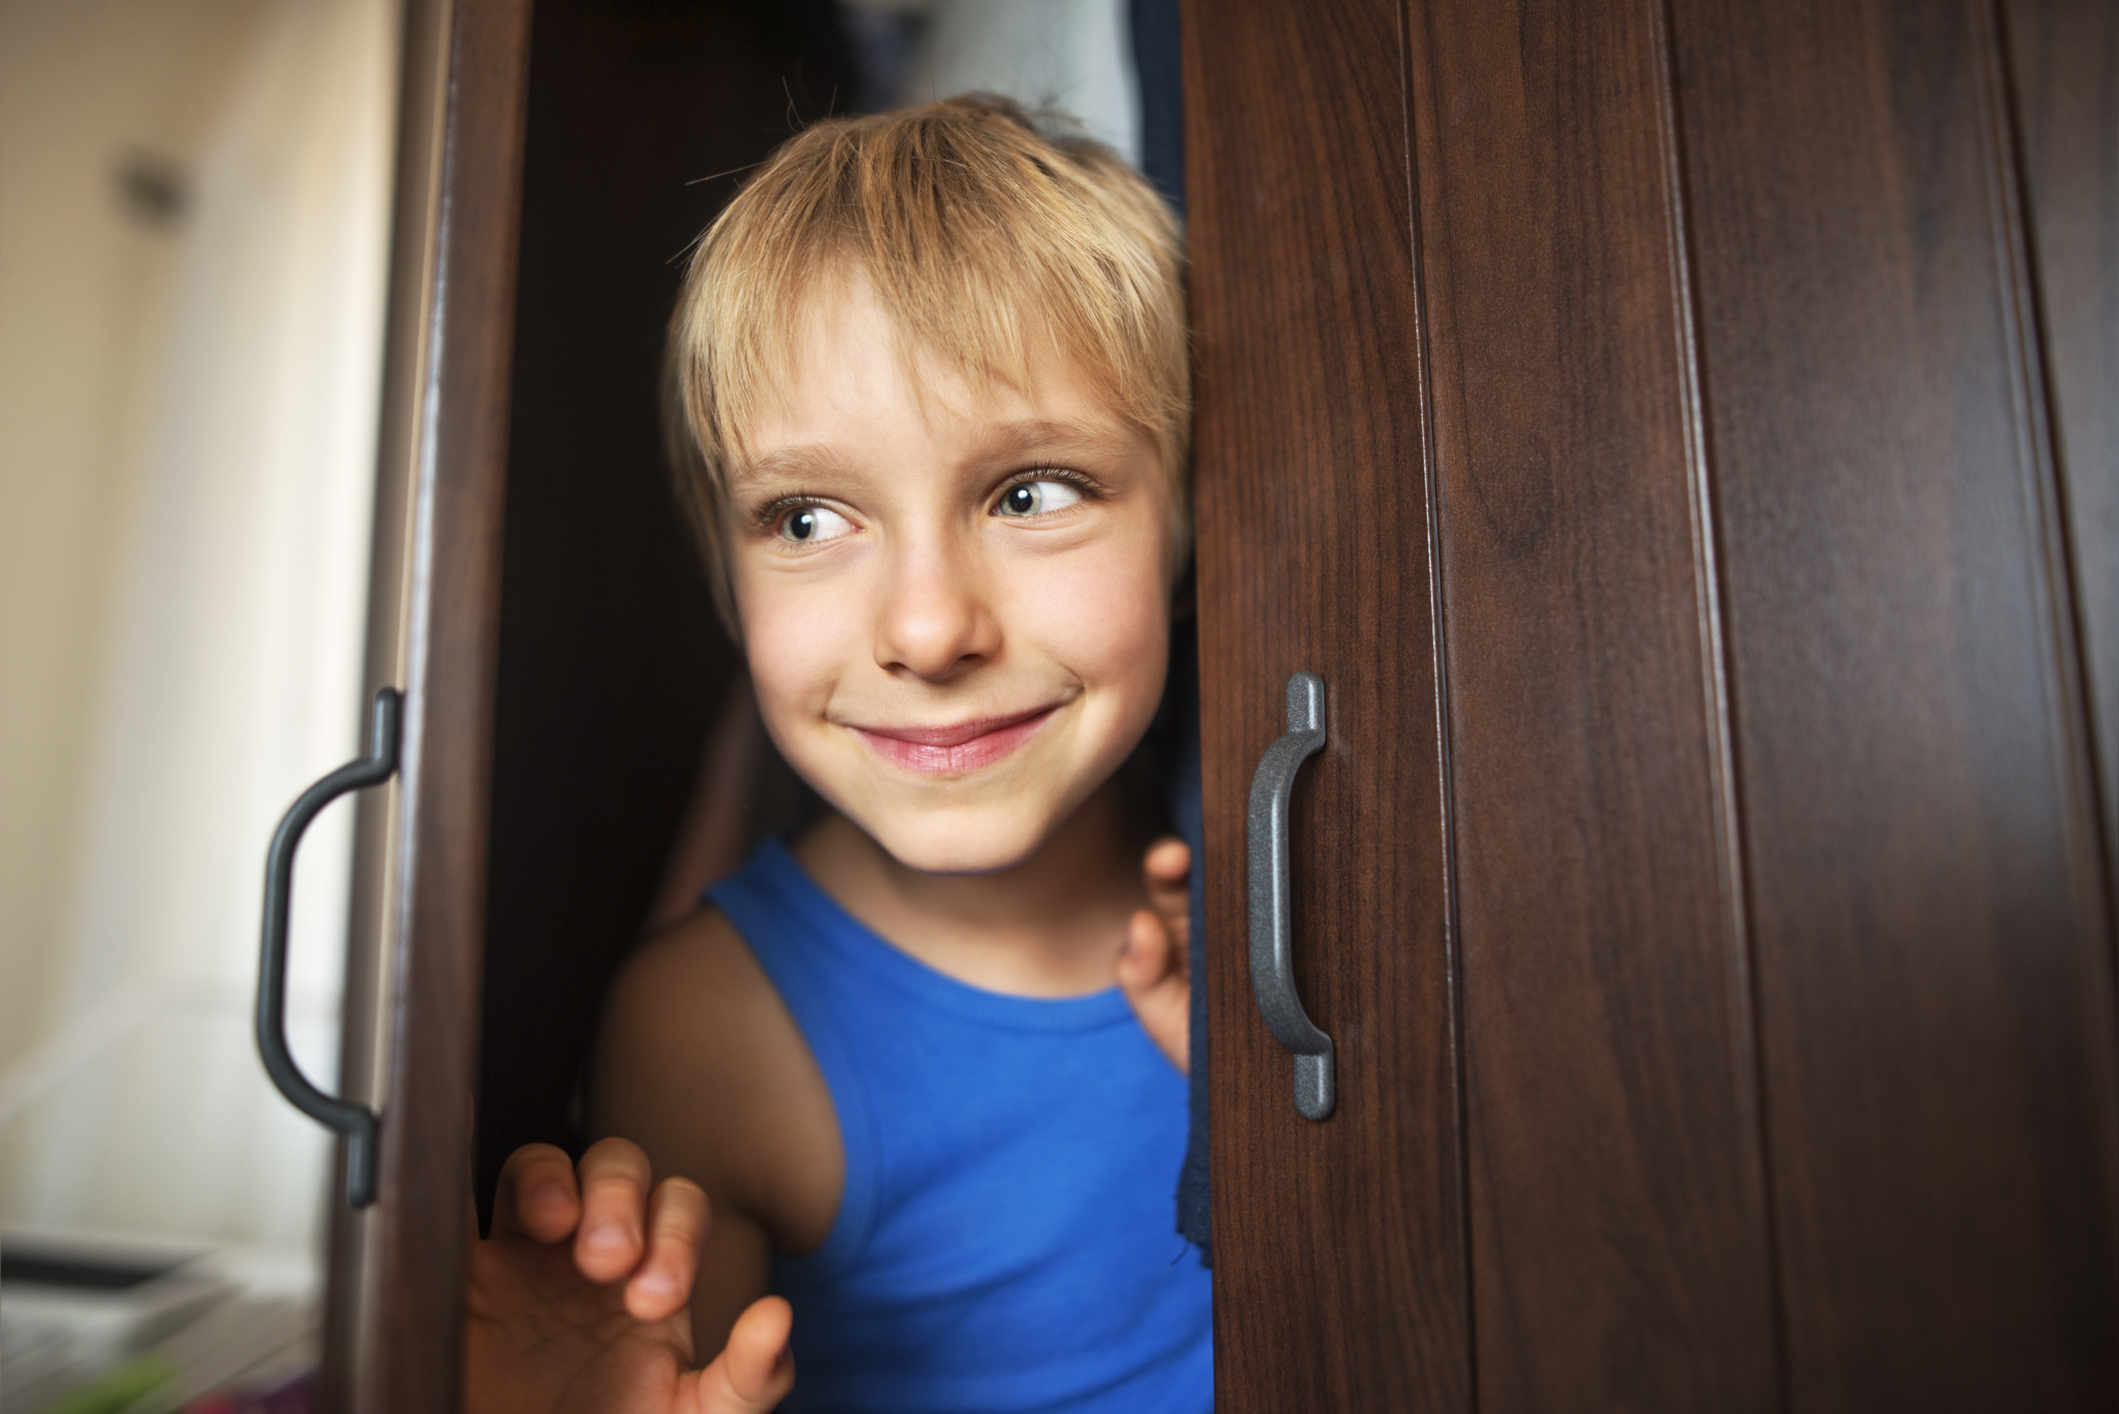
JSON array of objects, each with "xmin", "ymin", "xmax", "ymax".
[{"xmin": 848, "ymin": 705, "xmax": 1060, "ymax": 775}]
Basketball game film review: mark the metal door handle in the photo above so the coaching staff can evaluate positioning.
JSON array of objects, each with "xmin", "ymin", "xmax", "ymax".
[
  {"xmin": 1246, "ymin": 671, "xmax": 1334, "ymax": 1120},
  {"xmin": 256, "ymin": 687, "xmax": 400, "ymax": 1207}
]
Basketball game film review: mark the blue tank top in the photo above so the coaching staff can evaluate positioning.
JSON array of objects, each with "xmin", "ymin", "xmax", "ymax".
[{"xmin": 707, "ymin": 838, "xmax": 1213, "ymax": 1414}]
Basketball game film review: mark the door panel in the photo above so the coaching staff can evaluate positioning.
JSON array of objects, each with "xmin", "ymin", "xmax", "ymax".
[
  {"xmin": 1194, "ymin": 0, "xmax": 2119, "ymax": 1407},
  {"xmin": 324, "ymin": 0, "xmax": 532, "ymax": 1409},
  {"xmin": 1405, "ymin": 2, "xmax": 1780, "ymax": 1406},
  {"xmin": 1999, "ymin": 0, "xmax": 2119, "ymax": 911},
  {"xmin": 1669, "ymin": 0, "xmax": 2119, "ymax": 1403},
  {"xmin": 1187, "ymin": 2, "xmax": 1471, "ymax": 1409}
]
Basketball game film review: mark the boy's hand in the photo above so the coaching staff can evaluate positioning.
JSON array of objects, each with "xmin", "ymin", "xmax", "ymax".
[
  {"xmin": 1116, "ymin": 836, "xmax": 1191, "ymax": 1073},
  {"xmin": 464, "ymin": 1139, "xmax": 795, "ymax": 1414}
]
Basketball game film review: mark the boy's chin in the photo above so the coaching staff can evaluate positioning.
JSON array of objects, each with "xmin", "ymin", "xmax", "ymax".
[{"xmin": 856, "ymin": 806, "xmax": 1058, "ymax": 877}]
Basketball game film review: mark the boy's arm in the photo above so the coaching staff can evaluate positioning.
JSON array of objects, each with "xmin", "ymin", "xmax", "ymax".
[
  {"xmin": 591, "ymin": 905, "xmax": 845, "ymax": 1359},
  {"xmin": 462, "ymin": 904, "xmax": 838, "ymax": 1414}
]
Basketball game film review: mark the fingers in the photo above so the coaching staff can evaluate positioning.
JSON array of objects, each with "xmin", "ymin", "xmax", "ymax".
[
  {"xmin": 689, "ymin": 1296, "xmax": 795, "ymax": 1414},
  {"xmin": 493, "ymin": 1136, "xmax": 706, "ymax": 1314},
  {"xmin": 574, "ymin": 1137, "xmax": 654, "ymax": 1283},
  {"xmin": 1142, "ymin": 837, "xmax": 1190, "ymax": 894},
  {"xmin": 625, "ymin": 1177, "xmax": 710, "ymax": 1322},
  {"xmin": 1143, "ymin": 835, "xmax": 1191, "ymax": 882},
  {"xmin": 1142, "ymin": 837, "xmax": 1191, "ymax": 952},
  {"xmin": 1118, "ymin": 909, "xmax": 1190, "ymax": 1073},
  {"xmin": 1126, "ymin": 835, "xmax": 1193, "ymax": 1072},
  {"xmin": 493, "ymin": 1143, "xmax": 582, "ymax": 1244},
  {"xmin": 1117, "ymin": 908, "xmax": 1177, "ymax": 992}
]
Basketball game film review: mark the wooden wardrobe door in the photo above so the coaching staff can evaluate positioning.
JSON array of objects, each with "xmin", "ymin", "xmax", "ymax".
[
  {"xmin": 1186, "ymin": 3, "xmax": 1470, "ymax": 1409},
  {"xmin": 1669, "ymin": 1, "xmax": 2119, "ymax": 1402},
  {"xmin": 1190, "ymin": 0, "xmax": 2118, "ymax": 1408},
  {"xmin": 1404, "ymin": 3, "xmax": 1780, "ymax": 1406},
  {"xmin": 2000, "ymin": 0, "xmax": 2119, "ymax": 942},
  {"xmin": 323, "ymin": 1, "xmax": 532, "ymax": 1410}
]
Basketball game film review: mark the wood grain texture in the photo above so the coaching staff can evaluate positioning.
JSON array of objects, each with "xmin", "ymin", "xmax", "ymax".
[
  {"xmin": 1186, "ymin": 1, "xmax": 1471, "ymax": 1409},
  {"xmin": 371, "ymin": 0, "xmax": 533, "ymax": 1404},
  {"xmin": 1404, "ymin": 0, "xmax": 1781, "ymax": 1405},
  {"xmin": 322, "ymin": 0, "xmax": 456, "ymax": 1402},
  {"xmin": 323, "ymin": 0, "xmax": 448, "ymax": 1400},
  {"xmin": 1999, "ymin": 0, "xmax": 2119, "ymax": 951},
  {"xmin": 320, "ymin": 0, "xmax": 533, "ymax": 1409},
  {"xmin": 1669, "ymin": 0, "xmax": 2119, "ymax": 1403}
]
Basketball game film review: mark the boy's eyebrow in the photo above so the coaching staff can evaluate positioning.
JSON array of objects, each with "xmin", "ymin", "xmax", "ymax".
[
  {"xmin": 971, "ymin": 418, "xmax": 1134, "ymax": 466},
  {"xmin": 730, "ymin": 442, "xmax": 856, "ymax": 489},
  {"xmin": 731, "ymin": 419, "xmax": 1137, "ymax": 491}
]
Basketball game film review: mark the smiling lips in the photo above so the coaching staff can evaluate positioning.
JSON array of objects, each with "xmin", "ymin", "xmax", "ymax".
[{"xmin": 850, "ymin": 705, "xmax": 1060, "ymax": 774}]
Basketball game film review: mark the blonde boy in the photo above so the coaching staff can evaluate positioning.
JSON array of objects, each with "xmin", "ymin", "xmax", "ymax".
[{"xmin": 464, "ymin": 96, "xmax": 1204, "ymax": 1414}]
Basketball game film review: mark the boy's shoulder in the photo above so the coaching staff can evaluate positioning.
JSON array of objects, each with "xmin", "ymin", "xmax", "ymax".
[{"xmin": 593, "ymin": 902, "xmax": 843, "ymax": 1255}]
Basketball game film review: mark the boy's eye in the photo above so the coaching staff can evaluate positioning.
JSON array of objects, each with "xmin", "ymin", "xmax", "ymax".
[
  {"xmin": 994, "ymin": 479, "xmax": 1084, "ymax": 518},
  {"xmin": 777, "ymin": 505, "xmax": 855, "ymax": 544}
]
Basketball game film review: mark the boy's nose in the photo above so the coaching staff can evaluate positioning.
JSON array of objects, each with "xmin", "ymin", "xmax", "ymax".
[{"xmin": 873, "ymin": 542, "xmax": 1001, "ymax": 682}]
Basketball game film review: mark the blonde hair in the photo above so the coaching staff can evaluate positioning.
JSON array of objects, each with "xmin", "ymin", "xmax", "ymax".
[{"xmin": 666, "ymin": 94, "xmax": 1190, "ymax": 631}]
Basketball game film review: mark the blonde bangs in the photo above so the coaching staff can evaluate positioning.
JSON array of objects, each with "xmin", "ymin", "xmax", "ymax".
[{"xmin": 667, "ymin": 95, "xmax": 1190, "ymax": 629}]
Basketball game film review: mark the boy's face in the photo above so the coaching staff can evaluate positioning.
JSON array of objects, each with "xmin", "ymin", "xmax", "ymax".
[{"xmin": 726, "ymin": 278, "xmax": 1177, "ymax": 875}]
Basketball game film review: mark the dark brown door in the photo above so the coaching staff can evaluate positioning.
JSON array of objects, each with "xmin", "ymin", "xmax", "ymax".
[
  {"xmin": 322, "ymin": 1, "xmax": 532, "ymax": 1410},
  {"xmin": 1189, "ymin": 1, "xmax": 2119, "ymax": 1410}
]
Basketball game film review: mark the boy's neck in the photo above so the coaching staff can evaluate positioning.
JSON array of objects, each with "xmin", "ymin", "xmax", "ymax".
[{"xmin": 791, "ymin": 779, "xmax": 1151, "ymax": 998}]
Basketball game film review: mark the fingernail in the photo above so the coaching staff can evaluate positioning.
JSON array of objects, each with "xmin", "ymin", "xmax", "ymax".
[
  {"xmin": 583, "ymin": 1221, "xmax": 631, "ymax": 1252},
  {"xmin": 527, "ymin": 1183, "xmax": 566, "ymax": 1210},
  {"xmin": 635, "ymin": 1267, "xmax": 680, "ymax": 1299}
]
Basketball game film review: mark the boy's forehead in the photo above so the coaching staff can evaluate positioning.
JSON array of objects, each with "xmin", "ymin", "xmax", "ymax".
[{"xmin": 729, "ymin": 278, "xmax": 1148, "ymax": 481}]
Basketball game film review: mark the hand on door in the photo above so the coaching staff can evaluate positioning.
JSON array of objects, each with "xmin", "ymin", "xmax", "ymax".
[
  {"xmin": 1117, "ymin": 836, "xmax": 1192, "ymax": 1073},
  {"xmin": 464, "ymin": 1139, "xmax": 795, "ymax": 1414}
]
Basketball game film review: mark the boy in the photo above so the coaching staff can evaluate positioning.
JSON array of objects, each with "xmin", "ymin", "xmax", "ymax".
[{"xmin": 464, "ymin": 95, "xmax": 1204, "ymax": 1414}]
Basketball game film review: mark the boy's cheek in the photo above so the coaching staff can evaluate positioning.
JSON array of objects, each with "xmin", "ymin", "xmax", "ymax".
[
  {"xmin": 734, "ymin": 570, "xmax": 864, "ymax": 725},
  {"xmin": 1005, "ymin": 538, "xmax": 1171, "ymax": 682}
]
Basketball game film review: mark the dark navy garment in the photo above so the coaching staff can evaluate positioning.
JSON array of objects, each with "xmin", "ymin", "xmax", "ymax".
[{"xmin": 707, "ymin": 838, "xmax": 1213, "ymax": 1414}]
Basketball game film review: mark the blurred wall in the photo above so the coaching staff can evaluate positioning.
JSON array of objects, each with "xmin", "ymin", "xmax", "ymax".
[
  {"xmin": 0, "ymin": 0, "xmax": 396, "ymax": 1256},
  {"xmin": 0, "ymin": 0, "xmax": 273, "ymax": 1090}
]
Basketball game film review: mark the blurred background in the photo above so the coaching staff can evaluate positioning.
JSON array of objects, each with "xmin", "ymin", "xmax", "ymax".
[
  {"xmin": 1, "ymin": 0, "xmax": 397, "ymax": 1403},
  {"xmin": 0, "ymin": 1, "xmax": 1173, "ymax": 1407}
]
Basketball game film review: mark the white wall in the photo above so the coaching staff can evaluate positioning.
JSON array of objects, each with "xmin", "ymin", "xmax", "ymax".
[
  {"xmin": 0, "ymin": 0, "xmax": 397, "ymax": 1258},
  {"xmin": 0, "ymin": 0, "xmax": 272, "ymax": 1088}
]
